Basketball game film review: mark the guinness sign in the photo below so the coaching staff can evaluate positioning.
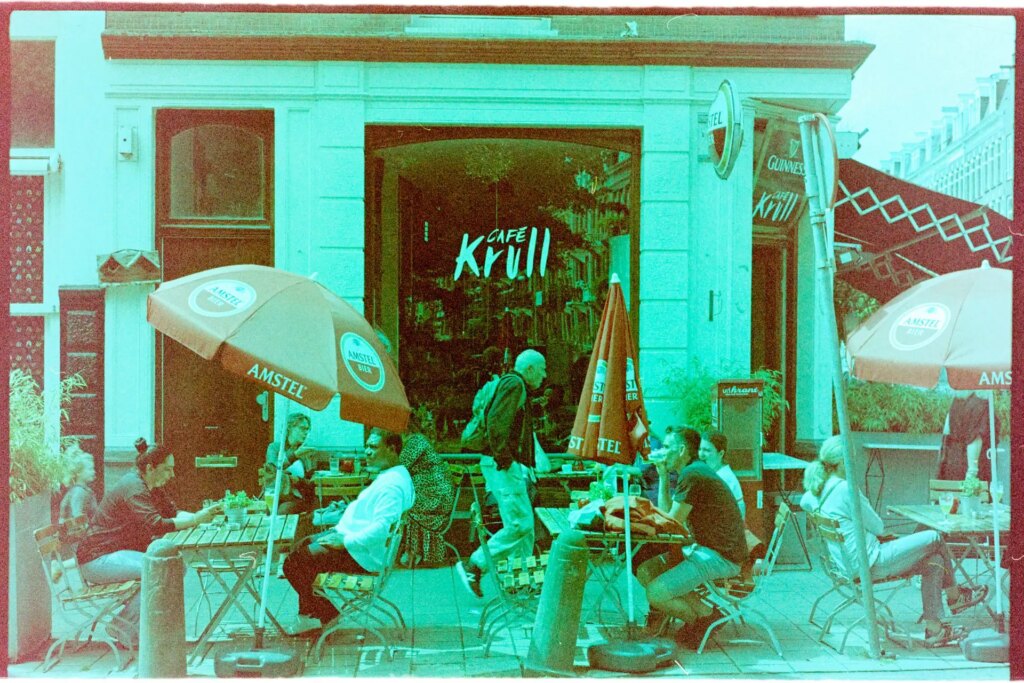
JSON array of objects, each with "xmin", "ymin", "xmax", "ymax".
[{"xmin": 707, "ymin": 80, "xmax": 743, "ymax": 180}]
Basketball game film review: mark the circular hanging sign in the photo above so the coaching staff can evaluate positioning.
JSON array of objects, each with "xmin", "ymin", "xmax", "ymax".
[
  {"xmin": 339, "ymin": 332, "xmax": 386, "ymax": 393},
  {"xmin": 187, "ymin": 279, "xmax": 257, "ymax": 318},
  {"xmin": 813, "ymin": 113, "xmax": 839, "ymax": 210},
  {"xmin": 707, "ymin": 80, "xmax": 744, "ymax": 180}
]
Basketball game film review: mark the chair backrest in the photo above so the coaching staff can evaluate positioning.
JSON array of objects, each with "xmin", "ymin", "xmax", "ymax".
[
  {"xmin": 929, "ymin": 478, "xmax": 990, "ymax": 504},
  {"xmin": 754, "ymin": 504, "xmax": 792, "ymax": 583},
  {"xmin": 60, "ymin": 513, "xmax": 90, "ymax": 545},
  {"xmin": 808, "ymin": 511, "xmax": 858, "ymax": 586},
  {"xmin": 314, "ymin": 475, "xmax": 367, "ymax": 506},
  {"xmin": 379, "ymin": 513, "xmax": 409, "ymax": 583},
  {"xmin": 35, "ymin": 523, "xmax": 77, "ymax": 601}
]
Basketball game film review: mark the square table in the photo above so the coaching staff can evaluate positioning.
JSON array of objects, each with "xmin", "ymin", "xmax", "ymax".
[
  {"xmin": 535, "ymin": 507, "xmax": 692, "ymax": 625},
  {"xmin": 888, "ymin": 503, "xmax": 1009, "ymax": 622},
  {"xmin": 164, "ymin": 513, "xmax": 298, "ymax": 665}
]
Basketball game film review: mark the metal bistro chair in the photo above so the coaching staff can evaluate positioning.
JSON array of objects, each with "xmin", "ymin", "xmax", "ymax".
[
  {"xmin": 441, "ymin": 463, "xmax": 488, "ymax": 564},
  {"xmin": 311, "ymin": 513, "xmax": 410, "ymax": 661},
  {"xmin": 695, "ymin": 504, "xmax": 791, "ymax": 656},
  {"xmin": 807, "ymin": 511, "xmax": 914, "ymax": 654},
  {"xmin": 35, "ymin": 519, "xmax": 141, "ymax": 671},
  {"xmin": 469, "ymin": 501, "xmax": 548, "ymax": 658}
]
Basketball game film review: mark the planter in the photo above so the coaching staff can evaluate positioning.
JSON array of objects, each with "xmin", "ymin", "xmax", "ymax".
[
  {"xmin": 8, "ymin": 493, "xmax": 53, "ymax": 662},
  {"xmin": 959, "ymin": 494, "xmax": 982, "ymax": 518},
  {"xmin": 224, "ymin": 507, "xmax": 246, "ymax": 526}
]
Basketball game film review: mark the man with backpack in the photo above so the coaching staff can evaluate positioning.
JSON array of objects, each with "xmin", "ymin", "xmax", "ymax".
[{"xmin": 456, "ymin": 348, "xmax": 547, "ymax": 598}]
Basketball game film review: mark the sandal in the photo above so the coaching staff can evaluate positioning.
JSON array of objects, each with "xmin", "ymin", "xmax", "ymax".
[
  {"xmin": 948, "ymin": 585, "xmax": 989, "ymax": 615},
  {"xmin": 923, "ymin": 622, "xmax": 965, "ymax": 648}
]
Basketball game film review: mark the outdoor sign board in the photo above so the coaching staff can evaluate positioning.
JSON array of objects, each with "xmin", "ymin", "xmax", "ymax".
[
  {"xmin": 707, "ymin": 79, "xmax": 743, "ymax": 180},
  {"xmin": 714, "ymin": 378, "xmax": 764, "ymax": 479},
  {"xmin": 752, "ymin": 120, "xmax": 807, "ymax": 230}
]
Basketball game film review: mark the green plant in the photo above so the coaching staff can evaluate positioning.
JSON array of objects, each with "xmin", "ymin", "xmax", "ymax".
[
  {"xmin": 961, "ymin": 476, "xmax": 985, "ymax": 497},
  {"xmin": 9, "ymin": 369, "xmax": 86, "ymax": 503},
  {"xmin": 845, "ymin": 380, "xmax": 953, "ymax": 433},
  {"xmin": 222, "ymin": 490, "xmax": 252, "ymax": 509},
  {"xmin": 663, "ymin": 363, "xmax": 790, "ymax": 435}
]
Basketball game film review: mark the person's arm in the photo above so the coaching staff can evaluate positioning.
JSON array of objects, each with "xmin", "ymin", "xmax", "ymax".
[
  {"xmin": 485, "ymin": 377, "xmax": 525, "ymax": 465},
  {"xmin": 172, "ymin": 503, "xmax": 220, "ymax": 530},
  {"xmin": 854, "ymin": 488, "xmax": 885, "ymax": 536},
  {"xmin": 965, "ymin": 437, "xmax": 983, "ymax": 479},
  {"xmin": 656, "ymin": 462, "xmax": 673, "ymax": 511}
]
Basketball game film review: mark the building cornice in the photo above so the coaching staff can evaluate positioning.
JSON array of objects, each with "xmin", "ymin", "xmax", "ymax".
[{"xmin": 100, "ymin": 34, "xmax": 873, "ymax": 71}]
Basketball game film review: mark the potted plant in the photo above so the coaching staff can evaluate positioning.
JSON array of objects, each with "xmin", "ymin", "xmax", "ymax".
[
  {"xmin": 959, "ymin": 476, "xmax": 986, "ymax": 517},
  {"xmin": 664, "ymin": 363, "xmax": 789, "ymax": 437},
  {"xmin": 222, "ymin": 490, "xmax": 252, "ymax": 525},
  {"xmin": 9, "ymin": 369, "xmax": 85, "ymax": 662}
]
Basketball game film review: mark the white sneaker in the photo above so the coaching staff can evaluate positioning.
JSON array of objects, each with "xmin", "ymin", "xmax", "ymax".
[{"xmin": 287, "ymin": 615, "xmax": 322, "ymax": 635}]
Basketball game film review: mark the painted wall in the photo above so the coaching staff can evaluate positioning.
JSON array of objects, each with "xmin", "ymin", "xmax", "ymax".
[{"xmin": 13, "ymin": 10, "xmax": 853, "ymax": 455}]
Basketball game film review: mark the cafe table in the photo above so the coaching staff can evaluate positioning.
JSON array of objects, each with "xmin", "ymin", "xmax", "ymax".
[
  {"xmin": 163, "ymin": 512, "xmax": 299, "ymax": 665},
  {"xmin": 534, "ymin": 467, "xmax": 600, "ymax": 497},
  {"xmin": 888, "ymin": 503, "xmax": 1009, "ymax": 622},
  {"xmin": 535, "ymin": 506, "xmax": 692, "ymax": 626}
]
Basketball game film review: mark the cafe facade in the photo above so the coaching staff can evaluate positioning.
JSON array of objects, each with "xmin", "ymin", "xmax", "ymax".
[{"xmin": 9, "ymin": 11, "xmax": 873, "ymax": 506}]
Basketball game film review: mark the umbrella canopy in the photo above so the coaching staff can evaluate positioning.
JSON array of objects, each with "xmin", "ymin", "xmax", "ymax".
[
  {"xmin": 148, "ymin": 264, "xmax": 411, "ymax": 432},
  {"xmin": 846, "ymin": 263, "xmax": 1011, "ymax": 390},
  {"xmin": 567, "ymin": 274, "xmax": 650, "ymax": 465},
  {"xmin": 834, "ymin": 159, "xmax": 1013, "ymax": 304}
]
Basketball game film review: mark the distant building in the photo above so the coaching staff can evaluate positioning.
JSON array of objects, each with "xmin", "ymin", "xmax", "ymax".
[{"xmin": 881, "ymin": 68, "xmax": 1014, "ymax": 218}]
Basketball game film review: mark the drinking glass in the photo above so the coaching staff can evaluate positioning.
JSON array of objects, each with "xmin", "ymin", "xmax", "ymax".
[
  {"xmin": 939, "ymin": 492, "xmax": 955, "ymax": 518},
  {"xmin": 628, "ymin": 484, "xmax": 642, "ymax": 498},
  {"xmin": 264, "ymin": 493, "xmax": 275, "ymax": 512},
  {"xmin": 990, "ymin": 482, "xmax": 1004, "ymax": 512}
]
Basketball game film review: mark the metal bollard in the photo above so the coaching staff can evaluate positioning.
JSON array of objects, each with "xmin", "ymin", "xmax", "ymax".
[
  {"xmin": 525, "ymin": 529, "xmax": 589, "ymax": 677},
  {"xmin": 140, "ymin": 538, "xmax": 187, "ymax": 678}
]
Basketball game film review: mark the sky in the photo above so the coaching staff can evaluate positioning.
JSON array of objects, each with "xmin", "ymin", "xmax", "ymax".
[{"xmin": 838, "ymin": 14, "xmax": 1016, "ymax": 168}]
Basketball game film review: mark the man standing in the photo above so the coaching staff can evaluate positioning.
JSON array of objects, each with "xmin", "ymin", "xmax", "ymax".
[
  {"xmin": 642, "ymin": 427, "xmax": 748, "ymax": 647},
  {"xmin": 283, "ymin": 428, "xmax": 414, "ymax": 633},
  {"xmin": 457, "ymin": 349, "xmax": 546, "ymax": 598}
]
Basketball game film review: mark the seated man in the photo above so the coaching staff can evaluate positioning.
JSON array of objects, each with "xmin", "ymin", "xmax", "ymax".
[
  {"xmin": 641, "ymin": 427, "xmax": 748, "ymax": 647},
  {"xmin": 283, "ymin": 428, "xmax": 415, "ymax": 634},
  {"xmin": 698, "ymin": 430, "xmax": 746, "ymax": 519}
]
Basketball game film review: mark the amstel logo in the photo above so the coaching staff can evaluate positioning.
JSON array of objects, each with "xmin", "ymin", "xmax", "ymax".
[
  {"xmin": 888, "ymin": 303, "xmax": 950, "ymax": 351},
  {"xmin": 187, "ymin": 280, "xmax": 257, "ymax": 318},
  {"xmin": 340, "ymin": 332, "xmax": 386, "ymax": 393}
]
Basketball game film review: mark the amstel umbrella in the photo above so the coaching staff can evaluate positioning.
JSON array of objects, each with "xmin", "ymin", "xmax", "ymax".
[
  {"xmin": 568, "ymin": 273, "xmax": 652, "ymax": 647},
  {"xmin": 846, "ymin": 261, "xmax": 1011, "ymax": 640},
  {"xmin": 148, "ymin": 264, "xmax": 411, "ymax": 648}
]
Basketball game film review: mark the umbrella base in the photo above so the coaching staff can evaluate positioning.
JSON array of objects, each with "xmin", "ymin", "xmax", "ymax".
[
  {"xmin": 215, "ymin": 646, "xmax": 301, "ymax": 678},
  {"xmin": 961, "ymin": 628, "xmax": 1008, "ymax": 663},
  {"xmin": 587, "ymin": 637, "xmax": 677, "ymax": 673}
]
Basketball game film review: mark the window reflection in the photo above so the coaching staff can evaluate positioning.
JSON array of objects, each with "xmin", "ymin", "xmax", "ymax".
[{"xmin": 170, "ymin": 124, "xmax": 265, "ymax": 220}]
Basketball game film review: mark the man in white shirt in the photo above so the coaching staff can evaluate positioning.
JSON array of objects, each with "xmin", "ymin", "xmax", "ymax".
[
  {"xmin": 698, "ymin": 431, "xmax": 746, "ymax": 519},
  {"xmin": 283, "ymin": 428, "xmax": 415, "ymax": 634}
]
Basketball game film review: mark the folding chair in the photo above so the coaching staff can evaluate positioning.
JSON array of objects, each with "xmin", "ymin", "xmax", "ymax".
[
  {"xmin": 469, "ymin": 501, "xmax": 548, "ymax": 658},
  {"xmin": 440, "ymin": 463, "xmax": 488, "ymax": 564},
  {"xmin": 807, "ymin": 511, "xmax": 914, "ymax": 654},
  {"xmin": 311, "ymin": 513, "xmax": 409, "ymax": 661},
  {"xmin": 35, "ymin": 520, "xmax": 141, "ymax": 671},
  {"xmin": 695, "ymin": 504, "xmax": 791, "ymax": 656}
]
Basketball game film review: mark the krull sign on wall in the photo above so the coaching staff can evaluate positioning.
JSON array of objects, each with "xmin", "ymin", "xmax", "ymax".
[
  {"xmin": 453, "ymin": 226, "xmax": 552, "ymax": 280},
  {"xmin": 753, "ymin": 120, "xmax": 807, "ymax": 229}
]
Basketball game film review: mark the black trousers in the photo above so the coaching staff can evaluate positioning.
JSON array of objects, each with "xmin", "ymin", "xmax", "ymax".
[{"xmin": 283, "ymin": 532, "xmax": 368, "ymax": 621}]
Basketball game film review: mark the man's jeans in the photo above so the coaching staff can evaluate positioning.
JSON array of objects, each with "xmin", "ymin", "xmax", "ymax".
[
  {"xmin": 80, "ymin": 550, "xmax": 144, "ymax": 642},
  {"xmin": 645, "ymin": 544, "xmax": 741, "ymax": 608},
  {"xmin": 470, "ymin": 458, "xmax": 535, "ymax": 573},
  {"xmin": 870, "ymin": 530, "xmax": 955, "ymax": 622}
]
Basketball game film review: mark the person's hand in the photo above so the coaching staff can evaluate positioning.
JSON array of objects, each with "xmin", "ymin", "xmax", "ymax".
[
  {"xmin": 196, "ymin": 504, "xmax": 221, "ymax": 523},
  {"xmin": 318, "ymin": 532, "xmax": 345, "ymax": 549}
]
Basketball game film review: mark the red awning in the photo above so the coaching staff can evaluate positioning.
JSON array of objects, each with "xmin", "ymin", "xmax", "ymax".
[{"xmin": 833, "ymin": 159, "xmax": 1014, "ymax": 303}]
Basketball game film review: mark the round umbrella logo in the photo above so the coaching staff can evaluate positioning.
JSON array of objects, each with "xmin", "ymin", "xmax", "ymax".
[
  {"xmin": 888, "ymin": 303, "xmax": 950, "ymax": 351},
  {"xmin": 340, "ymin": 333, "xmax": 386, "ymax": 393},
  {"xmin": 187, "ymin": 279, "xmax": 257, "ymax": 318}
]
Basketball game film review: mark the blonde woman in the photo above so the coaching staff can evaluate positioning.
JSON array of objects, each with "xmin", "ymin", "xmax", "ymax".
[
  {"xmin": 800, "ymin": 435, "xmax": 987, "ymax": 647},
  {"xmin": 59, "ymin": 446, "xmax": 98, "ymax": 524}
]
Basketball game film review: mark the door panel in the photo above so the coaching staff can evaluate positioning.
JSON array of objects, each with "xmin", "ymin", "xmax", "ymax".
[{"xmin": 157, "ymin": 233, "xmax": 273, "ymax": 510}]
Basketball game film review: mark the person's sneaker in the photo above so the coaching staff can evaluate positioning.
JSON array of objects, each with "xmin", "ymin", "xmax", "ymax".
[
  {"xmin": 923, "ymin": 622, "xmax": 966, "ymax": 648},
  {"xmin": 287, "ymin": 614, "xmax": 322, "ymax": 635},
  {"xmin": 674, "ymin": 608, "xmax": 723, "ymax": 650},
  {"xmin": 948, "ymin": 585, "xmax": 988, "ymax": 615},
  {"xmin": 645, "ymin": 609, "xmax": 670, "ymax": 636},
  {"xmin": 456, "ymin": 561, "xmax": 483, "ymax": 598}
]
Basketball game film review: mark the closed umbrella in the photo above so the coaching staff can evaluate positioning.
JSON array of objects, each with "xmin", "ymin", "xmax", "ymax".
[
  {"xmin": 846, "ymin": 261, "xmax": 1011, "ymax": 652},
  {"xmin": 568, "ymin": 273, "xmax": 656, "ymax": 660},
  {"xmin": 148, "ymin": 264, "xmax": 411, "ymax": 651}
]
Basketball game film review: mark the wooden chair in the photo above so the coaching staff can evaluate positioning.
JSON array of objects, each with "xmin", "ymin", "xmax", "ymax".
[
  {"xmin": 312, "ymin": 514, "xmax": 409, "ymax": 661},
  {"xmin": 35, "ymin": 520, "xmax": 141, "ymax": 671},
  {"xmin": 807, "ymin": 511, "xmax": 914, "ymax": 654},
  {"xmin": 695, "ymin": 504, "xmax": 790, "ymax": 656}
]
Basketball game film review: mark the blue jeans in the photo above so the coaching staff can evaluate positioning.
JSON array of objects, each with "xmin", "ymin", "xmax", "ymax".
[
  {"xmin": 646, "ymin": 544, "xmax": 740, "ymax": 609},
  {"xmin": 79, "ymin": 550, "xmax": 144, "ymax": 643},
  {"xmin": 470, "ymin": 458, "xmax": 535, "ymax": 573},
  {"xmin": 870, "ymin": 530, "xmax": 955, "ymax": 622}
]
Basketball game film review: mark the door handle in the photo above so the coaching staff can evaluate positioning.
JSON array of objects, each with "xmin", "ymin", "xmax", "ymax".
[{"xmin": 256, "ymin": 391, "xmax": 270, "ymax": 422}]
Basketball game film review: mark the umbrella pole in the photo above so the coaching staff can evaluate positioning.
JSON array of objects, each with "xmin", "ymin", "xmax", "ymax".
[
  {"xmin": 622, "ymin": 471, "xmax": 635, "ymax": 638},
  {"xmin": 799, "ymin": 115, "xmax": 882, "ymax": 659},
  {"xmin": 987, "ymin": 390, "xmax": 1005, "ymax": 631},
  {"xmin": 254, "ymin": 423, "xmax": 288, "ymax": 648}
]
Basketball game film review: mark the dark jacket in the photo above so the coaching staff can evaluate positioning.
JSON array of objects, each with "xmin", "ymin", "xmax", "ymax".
[
  {"xmin": 486, "ymin": 372, "xmax": 535, "ymax": 471},
  {"xmin": 76, "ymin": 469, "xmax": 178, "ymax": 565}
]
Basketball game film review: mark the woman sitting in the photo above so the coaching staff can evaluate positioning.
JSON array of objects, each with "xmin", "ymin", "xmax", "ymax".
[
  {"xmin": 398, "ymin": 425, "xmax": 455, "ymax": 567},
  {"xmin": 76, "ymin": 444, "xmax": 220, "ymax": 649},
  {"xmin": 263, "ymin": 412, "xmax": 317, "ymax": 515},
  {"xmin": 800, "ymin": 435, "xmax": 988, "ymax": 647},
  {"xmin": 59, "ymin": 445, "xmax": 99, "ymax": 524}
]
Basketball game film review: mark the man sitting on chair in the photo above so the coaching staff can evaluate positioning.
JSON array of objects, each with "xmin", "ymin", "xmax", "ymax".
[
  {"xmin": 283, "ymin": 427, "xmax": 415, "ymax": 634},
  {"xmin": 640, "ymin": 427, "xmax": 748, "ymax": 647}
]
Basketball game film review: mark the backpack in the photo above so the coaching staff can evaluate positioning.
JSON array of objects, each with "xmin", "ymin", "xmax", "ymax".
[{"xmin": 460, "ymin": 375, "xmax": 503, "ymax": 452}]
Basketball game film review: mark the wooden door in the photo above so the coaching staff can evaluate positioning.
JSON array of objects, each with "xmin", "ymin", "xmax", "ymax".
[{"xmin": 156, "ymin": 232, "xmax": 273, "ymax": 510}]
